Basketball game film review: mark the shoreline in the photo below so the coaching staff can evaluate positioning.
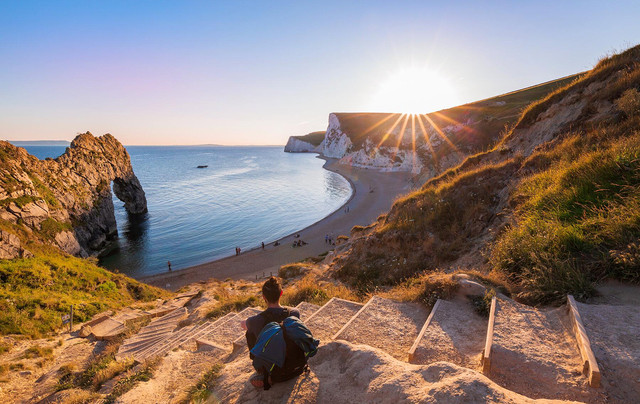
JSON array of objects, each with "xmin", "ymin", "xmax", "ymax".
[{"xmin": 140, "ymin": 156, "xmax": 414, "ymax": 291}]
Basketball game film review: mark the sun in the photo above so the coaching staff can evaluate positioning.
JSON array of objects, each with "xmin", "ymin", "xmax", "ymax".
[{"xmin": 370, "ymin": 66, "xmax": 459, "ymax": 114}]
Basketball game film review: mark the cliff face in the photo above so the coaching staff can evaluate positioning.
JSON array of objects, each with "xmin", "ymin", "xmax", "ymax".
[
  {"xmin": 321, "ymin": 112, "xmax": 470, "ymax": 175},
  {"xmin": 0, "ymin": 132, "xmax": 147, "ymax": 258},
  {"xmin": 284, "ymin": 137, "xmax": 321, "ymax": 153}
]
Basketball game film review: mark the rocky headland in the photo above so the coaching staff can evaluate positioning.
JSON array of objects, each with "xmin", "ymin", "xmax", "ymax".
[{"xmin": 0, "ymin": 132, "xmax": 147, "ymax": 258}]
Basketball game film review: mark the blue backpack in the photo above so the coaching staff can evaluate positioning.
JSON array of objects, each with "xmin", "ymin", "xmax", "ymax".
[{"xmin": 250, "ymin": 315, "xmax": 319, "ymax": 390}]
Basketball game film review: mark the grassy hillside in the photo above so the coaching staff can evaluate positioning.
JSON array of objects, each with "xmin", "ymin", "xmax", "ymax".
[
  {"xmin": 292, "ymin": 131, "xmax": 325, "ymax": 146},
  {"xmin": 331, "ymin": 45, "xmax": 640, "ymax": 304},
  {"xmin": 331, "ymin": 73, "xmax": 581, "ymax": 153},
  {"xmin": 0, "ymin": 245, "xmax": 167, "ymax": 338}
]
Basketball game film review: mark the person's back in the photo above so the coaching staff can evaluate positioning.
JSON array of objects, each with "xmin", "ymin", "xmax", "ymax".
[
  {"xmin": 241, "ymin": 277, "xmax": 307, "ymax": 389},
  {"xmin": 245, "ymin": 306, "xmax": 300, "ymax": 352}
]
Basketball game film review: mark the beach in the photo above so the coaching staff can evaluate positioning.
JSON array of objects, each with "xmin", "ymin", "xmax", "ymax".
[{"xmin": 140, "ymin": 158, "xmax": 414, "ymax": 290}]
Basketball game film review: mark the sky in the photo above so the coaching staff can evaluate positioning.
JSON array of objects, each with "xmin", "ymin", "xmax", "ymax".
[{"xmin": 1, "ymin": 1, "xmax": 639, "ymax": 146}]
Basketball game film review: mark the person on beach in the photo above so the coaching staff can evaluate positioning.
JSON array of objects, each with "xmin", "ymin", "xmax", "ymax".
[
  {"xmin": 167, "ymin": 261, "xmax": 172, "ymax": 271},
  {"xmin": 241, "ymin": 277, "xmax": 301, "ymax": 388},
  {"xmin": 261, "ymin": 242, "xmax": 265, "ymax": 250}
]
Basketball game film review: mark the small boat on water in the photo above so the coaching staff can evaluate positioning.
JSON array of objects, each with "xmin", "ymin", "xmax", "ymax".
[{"xmin": 197, "ymin": 165, "xmax": 208, "ymax": 168}]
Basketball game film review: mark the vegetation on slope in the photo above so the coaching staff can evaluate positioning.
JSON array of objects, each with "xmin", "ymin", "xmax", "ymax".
[
  {"xmin": 332, "ymin": 44, "xmax": 640, "ymax": 305},
  {"xmin": 292, "ymin": 131, "xmax": 325, "ymax": 146},
  {"xmin": 332, "ymin": 73, "xmax": 580, "ymax": 153},
  {"xmin": 0, "ymin": 245, "xmax": 167, "ymax": 338},
  {"xmin": 491, "ymin": 119, "xmax": 640, "ymax": 303}
]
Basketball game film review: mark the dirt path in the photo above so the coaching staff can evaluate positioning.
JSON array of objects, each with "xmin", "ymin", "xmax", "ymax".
[
  {"xmin": 211, "ymin": 341, "xmax": 577, "ymax": 403},
  {"xmin": 490, "ymin": 297, "xmax": 601, "ymax": 402},
  {"xmin": 576, "ymin": 301, "xmax": 640, "ymax": 403},
  {"xmin": 141, "ymin": 159, "xmax": 413, "ymax": 291},
  {"xmin": 411, "ymin": 297, "xmax": 486, "ymax": 369}
]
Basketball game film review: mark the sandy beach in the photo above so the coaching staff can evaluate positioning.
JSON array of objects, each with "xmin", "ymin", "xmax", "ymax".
[{"xmin": 140, "ymin": 157, "xmax": 414, "ymax": 291}]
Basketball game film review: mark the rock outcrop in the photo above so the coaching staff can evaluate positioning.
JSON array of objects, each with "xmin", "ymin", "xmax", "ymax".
[{"xmin": 0, "ymin": 132, "xmax": 147, "ymax": 258}]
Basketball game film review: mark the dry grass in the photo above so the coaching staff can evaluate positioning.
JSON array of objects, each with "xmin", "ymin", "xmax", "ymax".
[
  {"xmin": 21, "ymin": 344, "xmax": 53, "ymax": 360},
  {"xmin": 91, "ymin": 356, "xmax": 135, "ymax": 390},
  {"xmin": 378, "ymin": 272, "xmax": 459, "ymax": 307},
  {"xmin": 278, "ymin": 262, "xmax": 316, "ymax": 279},
  {"xmin": 183, "ymin": 362, "xmax": 224, "ymax": 403},
  {"xmin": 281, "ymin": 274, "xmax": 359, "ymax": 307},
  {"xmin": 104, "ymin": 357, "xmax": 161, "ymax": 403},
  {"xmin": 205, "ymin": 292, "xmax": 263, "ymax": 320},
  {"xmin": 58, "ymin": 389, "xmax": 101, "ymax": 404}
]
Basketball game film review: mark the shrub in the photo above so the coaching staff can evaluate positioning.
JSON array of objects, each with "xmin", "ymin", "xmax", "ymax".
[{"xmin": 471, "ymin": 289, "xmax": 496, "ymax": 317}]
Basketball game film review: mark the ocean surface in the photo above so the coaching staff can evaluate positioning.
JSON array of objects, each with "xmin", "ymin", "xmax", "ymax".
[{"xmin": 19, "ymin": 145, "xmax": 352, "ymax": 277}]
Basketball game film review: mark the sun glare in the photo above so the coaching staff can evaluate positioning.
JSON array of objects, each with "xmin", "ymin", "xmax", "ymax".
[{"xmin": 371, "ymin": 66, "xmax": 458, "ymax": 114}]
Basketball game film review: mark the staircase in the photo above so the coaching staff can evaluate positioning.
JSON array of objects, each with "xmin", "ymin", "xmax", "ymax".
[{"xmin": 111, "ymin": 292, "xmax": 633, "ymax": 402}]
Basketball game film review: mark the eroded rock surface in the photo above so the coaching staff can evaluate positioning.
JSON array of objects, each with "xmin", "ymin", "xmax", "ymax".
[{"xmin": 0, "ymin": 132, "xmax": 147, "ymax": 257}]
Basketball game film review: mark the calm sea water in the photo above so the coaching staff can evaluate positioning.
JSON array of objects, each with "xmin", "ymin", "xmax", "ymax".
[{"xmin": 19, "ymin": 145, "xmax": 351, "ymax": 277}]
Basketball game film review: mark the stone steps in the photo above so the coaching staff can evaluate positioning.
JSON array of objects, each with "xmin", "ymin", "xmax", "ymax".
[
  {"xmin": 82, "ymin": 293, "xmax": 197, "ymax": 341},
  {"xmin": 408, "ymin": 298, "xmax": 486, "ymax": 368},
  {"xmin": 333, "ymin": 296, "xmax": 429, "ymax": 361},
  {"xmin": 304, "ymin": 297, "xmax": 364, "ymax": 342},
  {"xmin": 117, "ymin": 308, "xmax": 188, "ymax": 360},
  {"xmin": 131, "ymin": 312, "xmax": 237, "ymax": 362}
]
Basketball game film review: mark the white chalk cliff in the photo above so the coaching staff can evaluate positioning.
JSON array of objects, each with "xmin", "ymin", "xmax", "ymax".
[{"xmin": 284, "ymin": 137, "xmax": 322, "ymax": 153}]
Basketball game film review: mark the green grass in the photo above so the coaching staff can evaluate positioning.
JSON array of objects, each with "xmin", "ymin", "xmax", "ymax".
[
  {"xmin": 0, "ymin": 247, "xmax": 167, "ymax": 338},
  {"xmin": 491, "ymin": 131, "xmax": 640, "ymax": 304}
]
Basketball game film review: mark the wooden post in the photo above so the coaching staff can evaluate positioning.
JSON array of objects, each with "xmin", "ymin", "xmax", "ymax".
[
  {"xmin": 408, "ymin": 299, "xmax": 442, "ymax": 363},
  {"xmin": 482, "ymin": 296, "xmax": 497, "ymax": 374},
  {"xmin": 567, "ymin": 295, "xmax": 601, "ymax": 387}
]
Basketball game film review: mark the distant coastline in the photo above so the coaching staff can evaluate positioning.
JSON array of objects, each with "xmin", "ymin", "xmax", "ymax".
[{"xmin": 7, "ymin": 140, "xmax": 70, "ymax": 147}]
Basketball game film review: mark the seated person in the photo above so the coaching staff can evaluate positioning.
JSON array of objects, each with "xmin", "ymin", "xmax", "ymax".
[{"xmin": 241, "ymin": 277, "xmax": 300, "ymax": 388}]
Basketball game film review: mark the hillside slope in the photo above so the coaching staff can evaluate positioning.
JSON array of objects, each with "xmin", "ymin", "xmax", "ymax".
[
  {"xmin": 330, "ymin": 45, "xmax": 640, "ymax": 304},
  {"xmin": 320, "ymin": 74, "xmax": 580, "ymax": 174}
]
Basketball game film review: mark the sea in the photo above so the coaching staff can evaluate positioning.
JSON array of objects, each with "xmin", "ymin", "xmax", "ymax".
[{"xmin": 19, "ymin": 145, "xmax": 352, "ymax": 277}]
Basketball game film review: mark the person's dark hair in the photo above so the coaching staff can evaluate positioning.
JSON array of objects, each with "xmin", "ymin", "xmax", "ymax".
[{"xmin": 262, "ymin": 276, "xmax": 282, "ymax": 303}]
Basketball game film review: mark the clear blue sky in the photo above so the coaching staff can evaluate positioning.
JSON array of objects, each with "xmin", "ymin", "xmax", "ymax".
[{"xmin": 1, "ymin": 1, "xmax": 639, "ymax": 145}]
